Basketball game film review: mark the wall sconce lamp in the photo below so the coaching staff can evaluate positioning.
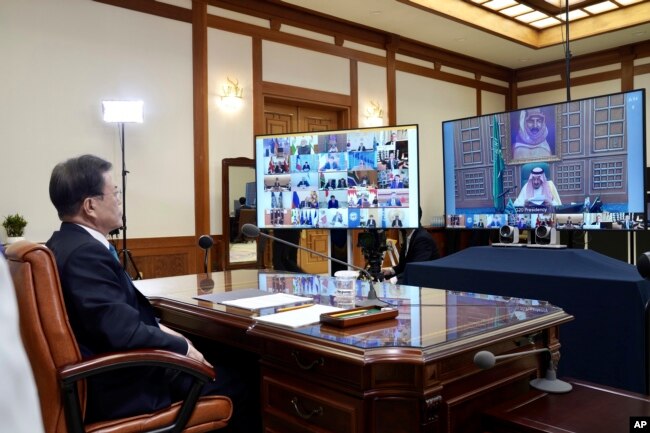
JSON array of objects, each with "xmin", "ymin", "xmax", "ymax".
[
  {"xmin": 365, "ymin": 100, "xmax": 384, "ymax": 127},
  {"xmin": 219, "ymin": 77, "xmax": 244, "ymax": 111}
]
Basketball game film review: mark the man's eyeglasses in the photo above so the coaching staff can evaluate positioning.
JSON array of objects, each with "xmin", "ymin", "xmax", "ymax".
[{"xmin": 95, "ymin": 189, "xmax": 122, "ymax": 200}]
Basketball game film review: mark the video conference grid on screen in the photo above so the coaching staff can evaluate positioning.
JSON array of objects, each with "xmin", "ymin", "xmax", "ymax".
[
  {"xmin": 255, "ymin": 125, "xmax": 420, "ymax": 230},
  {"xmin": 442, "ymin": 90, "xmax": 647, "ymax": 231}
]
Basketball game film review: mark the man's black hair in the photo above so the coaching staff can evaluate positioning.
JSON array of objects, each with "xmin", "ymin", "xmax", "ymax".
[{"xmin": 49, "ymin": 154, "xmax": 112, "ymax": 219}]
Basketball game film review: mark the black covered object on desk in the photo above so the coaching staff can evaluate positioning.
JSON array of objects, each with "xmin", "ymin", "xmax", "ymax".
[{"xmin": 403, "ymin": 246, "xmax": 650, "ymax": 394}]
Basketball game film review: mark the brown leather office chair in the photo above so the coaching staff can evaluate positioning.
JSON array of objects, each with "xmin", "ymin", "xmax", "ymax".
[
  {"xmin": 6, "ymin": 241, "xmax": 233, "ymax": 433},
  {"xmin": 235, "ymin": 208, "xmax": 257, "ymax": 242}
]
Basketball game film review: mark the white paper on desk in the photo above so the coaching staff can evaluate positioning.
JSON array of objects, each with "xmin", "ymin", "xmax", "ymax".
[
  {"xmin": 255, "ymin": 304, "xmax": 342, "ymax": 328},
  {"xmin": 220, "ymin": 293, "xmax": 313, "ymax": 310}
]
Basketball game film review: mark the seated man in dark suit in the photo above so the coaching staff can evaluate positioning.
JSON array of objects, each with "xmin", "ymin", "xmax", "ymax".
[
  {"xmin": 46, "ymin": 155, "xmax": 260, "ymax": 432},
  {"xmin": 382, "ymin": 207, "xmax": 439, "ymax": 283},
  {"xmin": 390, "ymin": 174, "xmax": 404, "ymax": 189}
]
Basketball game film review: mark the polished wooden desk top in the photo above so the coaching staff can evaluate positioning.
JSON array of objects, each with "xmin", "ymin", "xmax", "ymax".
[
  {"xmin": 134, "ymin": 270, "xmax": 572, "ymax": 356},
  {"xmin": 135, "ymin": 270, "xmax": 574, "ymax": 433}
]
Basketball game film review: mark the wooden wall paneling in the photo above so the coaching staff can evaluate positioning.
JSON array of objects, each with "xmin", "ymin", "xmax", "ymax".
[
  {"xmin": 211, "ymin": 236, "xmax": 225, "ymax": 272},
  {"xmin": 620, "ymin": 47, "xmax": 635, "ymax": 92},
  {"xmin": 508, "ymin": 80, "xmax": 517, "ymax": 111},
  {"xmin": 210, "ymin": 0, "xmax": 387, "ymax": 50},
  {"xmin": 475, "ymin": 74, "xmax": 482, "ymax": 115},
  {"xmin": 396, "ymin": 38, "xmax": 512, "ymax": 83},
  {"xmin": 396, "ymin": 61, "xmax": 508, "ymax": 95},
  {"xmin": 93, "ymin": 0, "xmax": 192, "ymax": 23},
  {"xmin": 636, "ymin": 63, "xmax": 650, "ymax": 76},
  {"xmin": 253, "ymin": 37, "xmax": 264, "ymax": 137},
  {"xmin": 262, "ymin": 82, "xmax": 352, "ymax": 107},
  {"xmin": 113, "ymin": 236, "xmax": 199, "ymax": 278},
  {"xmin": 192, "ymin": 1, "xmax": 211, "ymax": 272},
  {"xmin": 350, "ymin": 59, "xmax": 359, "ymax": 129},
  {"xmin": 515, "ymin": 47, "xmax": 625, "ymax": 82},
  {"xmin": 387, "ymin": 36, "xmax": 398, "ymax": 126},
  {"xmin": 210, "ymin": 0, "xmax": 513, "ymax": 83},
  {"xmin": 517, "ymin": 70, "xmax": 622, "ymax": 96}
]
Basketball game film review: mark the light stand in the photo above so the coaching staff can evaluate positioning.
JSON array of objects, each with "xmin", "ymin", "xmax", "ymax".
[
  {"xmin": 102, "ymin": 100, "xmax": 143, "ymax": 280},
  {"xmin": 564, "ymin": 1, "xmax": 571, "ymax": 102},
  {"xmin": 117, "ymin": 122, "xmax": 141, "ymax": 279}
]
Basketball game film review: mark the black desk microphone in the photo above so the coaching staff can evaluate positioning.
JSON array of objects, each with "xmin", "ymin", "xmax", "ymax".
[
  {"xmin": 474, "ymin": 348, "xmax": 572, "ymax": 393},
  {"xmin": 198, "ymin": 235, "xmax": 213, "ymax": 274}
]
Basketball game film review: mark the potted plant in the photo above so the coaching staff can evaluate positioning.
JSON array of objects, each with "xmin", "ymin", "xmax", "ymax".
[{"xmin": 3, "ymin": 213, "xmax": 27, "ymax": 244}]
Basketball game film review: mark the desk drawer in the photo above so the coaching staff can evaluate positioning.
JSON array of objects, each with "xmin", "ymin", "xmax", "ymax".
[
  {"xmin": 264, "ymin": 340, "xmax": 363, "ymax": 387},
  {"xmin": 262, "ymin": 370, "xmax": 362, "ymax": 433}
]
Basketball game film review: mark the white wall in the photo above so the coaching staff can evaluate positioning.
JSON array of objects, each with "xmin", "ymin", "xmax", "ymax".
[
  {"xmin": 634, "ymin": 73, "xmax": 650, "ymax": 163},
  {"xmin": 4, "ymin": 1, "xmax": 642, "ymax": 246},
  {"xmin": 357, "ymin": 62, "xmax": 388, "ymax": 127},
  {"xmin": 481, "ymin": 90, "xmax": 506, "ymax": 116},
  {"xmin": 208, "ymin": 28, "xmax": 254, "ymax": 234},
  {"xmin": 396, "ymin": 71, "xmax": 477, "ymax": 224},
  {"xmin": 0, "ymin": 0, "xmax": 194, "ymax": 242},
  {"xmin": 262, "ymin": 41, "xmax": 350, "ymax": 94}
]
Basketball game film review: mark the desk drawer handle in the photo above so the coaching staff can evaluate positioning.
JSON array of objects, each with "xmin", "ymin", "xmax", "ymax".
[
  {"xmin": 291, "ymin": 397, "xmax": 323, "ymax": 420},
  {"xmin": 291, "ymin": 350, "xmax": 324, "ymax": 370}
]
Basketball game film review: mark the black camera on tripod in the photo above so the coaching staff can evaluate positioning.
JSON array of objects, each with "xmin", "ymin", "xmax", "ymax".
[{"xmin": 357, "ymin": 229, "xmax": 388, "ymax": 282}]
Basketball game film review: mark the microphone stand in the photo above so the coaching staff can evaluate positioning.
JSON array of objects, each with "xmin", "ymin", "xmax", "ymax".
[
  {"xmin": 474, "ymin": 348, "xmax": 572, "ymax": 393},
  {"xmin": 497, "ymin": 186, "xmax": 516, "ymax": 213},
  {"xmin": 242, "ymin": 225, "xmax": 390, "ymax": 307},
  {"xmin": 254, "ymin": 230, "xmax": 371, "ymax": 279}
]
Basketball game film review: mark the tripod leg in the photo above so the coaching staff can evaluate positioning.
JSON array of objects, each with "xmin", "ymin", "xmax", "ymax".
[{"xmin": 119, "ymin": 248, "xmax": 142, "ymax": 280}]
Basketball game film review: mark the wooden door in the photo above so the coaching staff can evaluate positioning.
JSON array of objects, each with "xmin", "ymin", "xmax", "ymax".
[{"xmin": 264, "ymin": 102, "xmax": 342, "ymax": 274}]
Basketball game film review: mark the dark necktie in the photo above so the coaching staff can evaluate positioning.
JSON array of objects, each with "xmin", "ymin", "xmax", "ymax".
[{"xmin": 109, "ymin": 244, "xmax": 120, "ymax": 263}]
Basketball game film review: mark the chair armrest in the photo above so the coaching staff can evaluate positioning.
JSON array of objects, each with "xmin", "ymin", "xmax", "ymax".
[
  {"xmin": 59, "ymin": 348, "xmax": 215, "ymax": 384},
  {"xmin": 59, "ymin": 349, "xmax": 216, "ymax": 433}
]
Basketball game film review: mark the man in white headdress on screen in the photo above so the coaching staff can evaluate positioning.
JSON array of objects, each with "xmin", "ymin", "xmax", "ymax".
[
  {"xmin": 514, "ymin": 166, "xmax": 562, "ymax": 208},
  {"xmin": 513, "ymin": 108, "xmax": 552, "ymax": 160}
]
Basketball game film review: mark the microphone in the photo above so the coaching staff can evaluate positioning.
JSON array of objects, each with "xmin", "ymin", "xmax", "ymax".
[
  {"xmin": 198, "ymin": 276, "xmax": 214, "ymax": 293},
  {"xmin": 198, "ymin": 235, "xmax": 213, "ymax": 274},
  {"xmin": 474, "ymin": 348, "xmax": 572, "ymax": 393},
  {"xmin": 241, "ymin": 224, "xmax": 388, "ymax": 306},
  {"xmin": 497, "ymin": 185, "xmax": 517, "ymax": 199}
]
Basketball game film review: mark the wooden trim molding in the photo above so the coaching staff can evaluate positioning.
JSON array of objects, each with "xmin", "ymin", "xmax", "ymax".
[
  {"xmin": 253, "ymin": 36, "xmax": 264, "ymax": 137},
  {"xmin": 397, "ymin": 61, "xmax": 508, "ymax": 95},
  {"xmin": 517, "ymin": 70, "xmax": 621, "ymax": 96},
  {"xmin": 192, "ymin": 1, "xmax": 210, "ymax": 272},
  {"xmin": 93, "ymin": 0, "xmax": 192, "ymax": 22},
  {"xmin": 350, "ymin": 59, "xmax": 359, "ymax": 129},
  {"xmin": 262, "ymin": 82, "xmax": 352, "ymax": 107},
  {"xmin": 94, "ymin": 0, "xmax": 650, "ymax": 97},
  {"xmin": 387, "ymin": 38, "xmax": 397, "ymax": 126}
]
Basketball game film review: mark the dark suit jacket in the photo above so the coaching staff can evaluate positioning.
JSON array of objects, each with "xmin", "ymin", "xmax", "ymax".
[
  {"xmin": 46, "ymin": 222, "xmax": 188, "ymax": 422},
  {"xmin": 393, "ymin": 227, "xmax": 439, "ymax": 280}
]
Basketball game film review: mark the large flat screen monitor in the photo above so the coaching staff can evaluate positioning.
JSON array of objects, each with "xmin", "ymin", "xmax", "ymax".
[
  {"xmin": 442, "ymin": 90, "xmax": 646, "ymax": 231},
  {"xmin": 255, "ymin": 125, "xmax": 420, "ymax": 229}
]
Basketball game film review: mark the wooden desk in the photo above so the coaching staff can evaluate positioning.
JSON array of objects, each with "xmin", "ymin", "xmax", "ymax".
[
  {"xmin": 135, "ymin": 271, "xmax": 572, "ymax": 433},
  {"xmin": 483, "ymin": 379, "xmax": 650, "ymax": 433}
]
